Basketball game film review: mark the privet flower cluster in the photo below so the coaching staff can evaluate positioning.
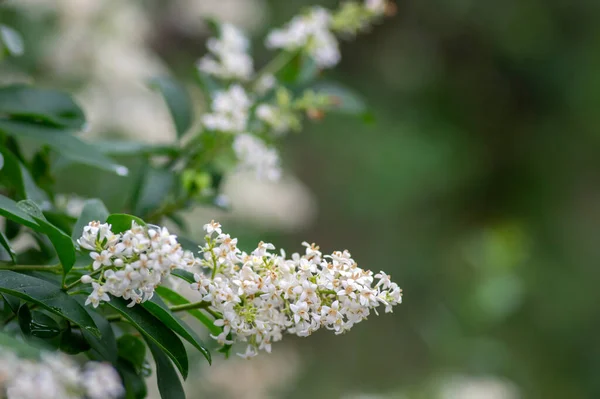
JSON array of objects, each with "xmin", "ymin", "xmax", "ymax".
[
  {"xmin": 196, "ymin": 0, "xmax": 390, "ymax": 182},
  {"xmin": 0, "ymin": 350, "xmax": 123, "ymax": 399},
  {"xmin": 190, "ymin": 221, "xmax": 402, "ymax": 359},
  {"xmin": 77, "ymin": 221, "xmax": 196, "ymax": 308}
]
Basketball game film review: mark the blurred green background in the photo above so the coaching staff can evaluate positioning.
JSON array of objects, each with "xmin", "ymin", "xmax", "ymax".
[{"xmin": 3, "ymin": 0, "xmax": 600, "ymax": 397}]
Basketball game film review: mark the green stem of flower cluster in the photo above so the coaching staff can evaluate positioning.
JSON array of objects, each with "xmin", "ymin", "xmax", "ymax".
[
  {"xmin": 63, "ymin": 266, "xmax": 104, "ymax": 291},
  {"xmin": 253, "ymin": 50, "xmax": 298, "ymax": 89}
]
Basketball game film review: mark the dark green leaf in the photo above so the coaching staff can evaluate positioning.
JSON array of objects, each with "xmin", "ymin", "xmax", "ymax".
[
  {"xmin": 0, "ymin": 119, "xmax": 128, "ymax": 175},
  {"xmin": 143, "ymin": 295, "xmax": 211, "ymax": 364},
  {"xmin": 0, "ymin": 85, "xmax": 84, "ymax": 129},
  {"xmin": 134, "ymin": 167, "xmax": 175, "ymax": 217},
  {"xmin": 81, "ymin": 308, "xmax": 118, "ymax": 364},
  {"xmin": 197, "ymin": 70, "xmax": 221, "ymax": 96},
  {"xmin": 105, "ymin": 297, "xmax": 188, "ymax": 379},
  {"xmin": 0, "ymin": 25, "xmax": 24, "ymax": 56},
  {"xmin": 17, "ymin": 303, "xmax": 32, "ymax": 336},
  {"xmin": 149, "ymin": 77, "xmax": 193, "ymax": 139},
  {"xmin": 71, "ymin": 199, "xmax": 109, "ymax": 241},
  {"xmin": 0, "ymin": 270, "xmax": 100, "ymax": 336},
  {"xmin": 117, "ymin": 334, "xmax": 147, "ymax": 373},
  {"xmin": 117, "ymin": 358, "xmax": 147, "ymax": 399},
  {"xmin": 170, "ymin": 269, "xmax": 196, "ymax": 284},
  {"xmin": 146, "ymin": 339, "xmax": 186, "ymax": 399},
  {"xmin": 30, "ymin": 310, "xmax": 62, "ymax": 339},
  {"xmin": 0, "ymin": 194, "xmax": 39, "ymax": 229},
  {"xmin": 155, "ymin": 286, "xmax": 221, "ymax": 336},
  {"xmin": 0, "ymin": 147, "xmax": 51, "ymax": 208},
  {"xmin": 17, "ymin": 200, "xmax": 76, "ymax": 276},
  {"xmin": 1, "ymin": 292, "xmax": 20, "ymax": 313},
  {"xmin": 5, "ymin": 217, "xmax": 22, "ymax": 239},
  {"xmin": 0, "ymin": 230, "xmax": 16, "ymax": 263},
  {"xmin": 106, "ymin": 213, "xmax": 146, "ymax": 234},
  {"xmin": 60, "ymin": 327, "xmax": 91, "ymax": 354}
]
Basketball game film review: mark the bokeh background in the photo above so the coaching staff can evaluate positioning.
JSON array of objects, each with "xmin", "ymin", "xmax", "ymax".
[{"xmin": 2, "ymin": 0, "xmax": 600, "ymax": 398}]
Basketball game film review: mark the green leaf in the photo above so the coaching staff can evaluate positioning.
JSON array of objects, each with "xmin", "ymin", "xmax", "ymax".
[
  {"xmin": 105, "ymin": 297, "xmax": 188, "ymax": 379},
  {"xmin": 0, "ymin": 146, "xmax": 50, "ymax": 207},
  {"xmin": 93, "ymin": 140, "xmax": 179, "ymax": 157},
  {"xmin": 146, "ymin": 339, "xmax": 186, "ymax": 399},
  {"xmin": 117, "ymin": 358, "xmax": 148, "ymax": 399},
  {"xmin": 143, "ymin": 295, "xmax": 211, "ymax": 364},
  {"xmin": 0, "ymin": 194, "xmax": 39, "ymax": 229},
  {"xmin": 1, "ymin": 292, "xmax": 20, "ymax": 313},
  {"xmin": 197, "ymin": 70, "xmax": 221, "ymax": 96},
  {"xmin": 134, "ymin": 167, "xmax": 175, "ymax": 217},
  {"xmin": 0, "ymin": 230, "xmax": 16, "ymax": 263},
  {"xmin": 0, "ymin": 331, "xmax": 40, "ymax": 359},
  {"xmin": 117, "ymin": 334, "xmax": 147, "ymax": 373},
  {"xmin": 30, "ymin": 310, "xmax": 63, "ymax": 339},
  {"xmin": 71, "ymin": 199, "xmax": 109, "ymax": 241},
  {"xmin": 0, "ymin": 119, "xmax": 128, "ymax": 176},
  {"xmin": 170, "ymin": 269, "xmax": 196, "ymax": 284},
  {"xmin": 17, "ymin": 200, "xmax": 76, "ymax": 276},
  {"xmin": 0, "ymin": 85, "xmax": 84, "ymax": 129},
  {"xmin": 0, "ymin": 25, "xmax": 24, "ymax": 56},
  {"xmin": 155, "ymin": 286, "xmax": 221, "ymax": 337},
  {"xmin": 149, "ymin": 77, "xmax": 193, "ymax": 139},
  {"xmin": 312, "ymin": 81, "xmax": 367, "ymax": 115},
  {"xmin": 106, "ymin": 213, "xmax": 146, "ymax": 234},
  {"xmin": 0, "ymin": 270, "xmax": 100, "ymax": 336},
  {"xmin": 81, "ymin": 308, "xmax": 118, "ymax": 364},
  {"xmin": 17, "ymin": 303, "xmax": 32, "ymax": 336},
  {"xmin": 60, "ymin": 327, "xmax": 91, "ymax": 354}
]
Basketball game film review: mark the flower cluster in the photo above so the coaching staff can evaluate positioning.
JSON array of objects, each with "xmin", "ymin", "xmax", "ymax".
[
  {"xmin": 190, "ymin": 221, "xmax": 402, "ymax": 358},
  {"xmin": 77, "ymin": 221, "xmax": 196, "ymax": 308},
  {"xmin": 198, "ymin": 23, "xmax": 254, "ymax": 81},
  {"xmin": 194, "ymin": 2, "xmax": 390, "ymax": 183},
  {"xmin": 266, "ymin": 0, "xmax": 389, "ymax": 68},
  {"xmin": 233, "ymin": 133, "xmax": 282, "ymax": 181},
  {"xmin": 0, "ymin": 350, "xmax": 123, "ymax": 399}
]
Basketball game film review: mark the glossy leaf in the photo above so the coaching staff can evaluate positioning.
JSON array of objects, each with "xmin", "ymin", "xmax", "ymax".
[
  {"xmin": 0, "ymin": 194, "xmax": 39, "ymax": 229},
  {"xmin": 146, "ymin": 339, "xmax": 186, "ymax": 399},
  {"xmin": 81, "ymin": 308, "xmax": 118, "ymax": 364},
  {"xmin": 0, "ymin": 230, "xmax": 16, "ymax": 263},
  {"xmin": 105, "ymin": 297, "xmax": 188, "ymax": 379},
  {"xmin": 1, "ymin": 292, "xmax": 20, "ymax": 313},
  {"xmin": 170, "ymin": 269, "xmax": 196, "ymax": 284},
  {"xmin": 71, "ymin": 199, "xmax": 109, "ymax": 241},
  {"xmin": 134, "ymin": 167, "xmax": 175, "ymax": 217},
  {"xmin": 17, "ymin": 200, "xmax": 76, "ymax": 276},
  {"xmin": 0, "ymin": 270, "xmax": 100, "ymax": 336},
  {"xmin": 60, "ymin": 327, "xmax": 91, "ymax": 354},
  {"xmin": 149, "ymin": 77, "xmax": 193, "ymax": 139},
  {"xmin": 155, "ymin": 286, "xmax": 221, "ymax": 337},
  {"xmin": 30, "ymin": 310, "xmax": 62, "ymax": 339},
  {"xmin": 106, "ymin": 213, "xmax": 146, "ymax": 234},
  {"xmin": 0, "ymin": 119, "xmax": 128, "ymax": 175},
  {"xmin": 117, "ymin": 334, "xmax": 147, "ymax": 373},
  {"xmin": 117, "ymin": 358, "xmax": 148, "ymax": 399},
  {"xmin": 143, "ymin": 295, "xmax": 211, "ymax": 364}
]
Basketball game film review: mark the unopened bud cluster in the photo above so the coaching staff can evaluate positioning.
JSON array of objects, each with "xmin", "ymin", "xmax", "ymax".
[
  {"xmin": 77, "ymin": 221, "xmax": 196, "ymax": 308},
  {"xmin": 0, "ymin": 350, "xmax": 123, "ymax": 399},
  {"xmin": 191, "ymin": 221, "xmax": 402, "ymax": 359}
]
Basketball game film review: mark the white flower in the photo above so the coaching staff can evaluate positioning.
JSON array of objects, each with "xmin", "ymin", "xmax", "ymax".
[
  {"xmin": 233, "ymin": 133, "xmax": 282, "ymax": 181},
  {"xmin": 266, "ymin": 7, "xmax": 341, "ymax": 68},
  {"xmin": 198, "ymin": 23, "xmax": 254, "ymax": 80},
  {"xmin": 202, "ymin": 85, "xmax": 251, "ymax": 133},
  {"xmin": 256, "ymin": 103, "xmax": 294, "ymax": 135},
  {"xmin": 82, "ymin": 362, "xmax": 124, "ymax": 399},
  {"xmin": 78, "ymin": 222, "xmax": 197, "ymax": 308},
  {"xmin": 255, "ymin": 74, "xmax": 276, "ymax": 94}
]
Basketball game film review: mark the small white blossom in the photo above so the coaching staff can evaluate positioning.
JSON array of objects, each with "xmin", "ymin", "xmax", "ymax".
[
  {"xmin": 0, "ymin": 350, "xmax": 122, "ymax": 399},
  {"xmin": 233, "ymin": 133, "xmax": 282, "ymax": 181},
  {"xmin": 190, "ymin": 221, "xmax": 402, "ymax": 357},
  {"xmin": 266, "ymin": 7, "xmax": 341, "ymax": 68},
  {"xmin": 202, "ymin": 85, "xmax": 251, "ymax": 133},
  {"xmin": 78, "ymin": 221, "xmax": 197, "ymax": 308},
  {"xmin": 198, "ymin": 23, "xmax": 254, "ymax": 81},
  {"xmin": 365, "ymin": 0, "xmax": 387, "ymax": 15}
]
